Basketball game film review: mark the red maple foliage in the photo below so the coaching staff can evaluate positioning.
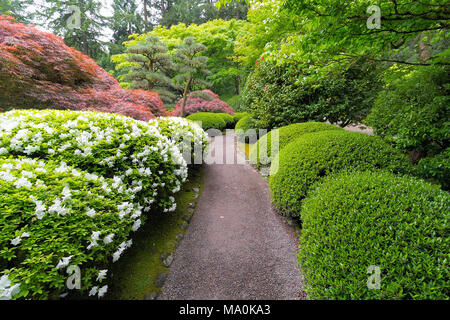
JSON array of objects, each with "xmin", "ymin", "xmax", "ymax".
[
  {"xmin": 0, "ymin": 15, "xmax": 167, "ymax": 120},
  {"xmin": 171, "ymin": 89, "xmax": 234, "ymax": 117}
]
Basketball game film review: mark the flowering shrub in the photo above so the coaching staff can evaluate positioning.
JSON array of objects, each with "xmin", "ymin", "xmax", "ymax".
[
  {"xmin": 155, "ymin": 117, "xmax": 209, "ymax": 164},
  {"xmin": 0, "ymin": 110, "xmax": 188, "ymax": 212},
  {"xmin": 0, "ymin": 158, "xmax": 141, "ymax": 299},
  {"xmin": 0, "ymin": 15, "xmax": 167, "ymax": 121},
  {"xmin": 171, "ymin": 89, "xmax": 234, "ymax": 116}
]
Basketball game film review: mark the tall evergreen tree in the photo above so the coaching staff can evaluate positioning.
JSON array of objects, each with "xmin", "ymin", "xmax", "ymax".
[
  {"xmin": 111, "ymin": 0, "xmax": 145, "ymax": 45},
  {"xmin": 124, "ymin": 35, "xmax": 176, "ymax": 104},
  {"xmin": 174, "ymin": 37, "xmax": 210, "ymax": 117},
  {"xmin": 36, "ymin": 0, "xmax": 107, "ymax": 58}
]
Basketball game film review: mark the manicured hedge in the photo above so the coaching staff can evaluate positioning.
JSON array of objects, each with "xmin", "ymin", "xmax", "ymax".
[
  {"xmin": 215, "ymin": 113, "xmax": 236, "ymax": 129},
  {"xmin": 186, "ymin": 112, "xmax": 226, "ymax": 133},
  {"xmin": 249, "ymin": 122, "xmax": 342, "ymax": 167},
  {"xmin": 232, "ymin": 112, "xmax": 249, "ymax": 123},
  {"xmin": 0, "ymin": 158, "xmax": 140, "ymax": 299},
  {"xmin": 0, "ymin": 110, "xmax": 188, "ymax": 212},
  {"xmin": 269, "ymin": 130, "xmax": 412, "ymax": 216},
  {"xmin": 235, "ymin": 115, "xmax": 259, "ymax": 143},
  {"xmin": 299, "ymin": 170, "xmax": 450, "ymax": 300}
]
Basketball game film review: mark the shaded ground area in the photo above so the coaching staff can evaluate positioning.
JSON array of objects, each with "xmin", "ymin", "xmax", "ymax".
[
  {"xmin": 106, "ymin": 167, "xmax": 204, "ymax": 300},
  {"xmin": 159, "ymin": 132, "xmax": 304, "ymax": 300}
]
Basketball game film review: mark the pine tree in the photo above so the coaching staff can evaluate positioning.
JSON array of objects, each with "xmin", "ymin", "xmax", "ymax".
[
  {"xmin": 124, "ymin": 35, "xmax": 176, "ymax": 104},
  {"xmin": 174, "ymin": 37, "xmax": 210, "ymax": 117}
]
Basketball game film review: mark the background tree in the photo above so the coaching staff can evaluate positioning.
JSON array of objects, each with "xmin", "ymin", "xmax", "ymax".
[
  {"xmin": 151, "ymin": 19, "xmax": 247, "ymax": 96},
  {"xmin": 174, "ymin": 37, "xmax": 210, "ymax": 117},
  {"xmin": 36, "ymin": 0, "xmax": 107, "ymax": 59},
  {"xmin": 0, "ymin": 0, "xmax": 34, "ymax": 23},
  {"xmin": 120, "ymin": 35, "xmax": 176, "ymax": 104}
]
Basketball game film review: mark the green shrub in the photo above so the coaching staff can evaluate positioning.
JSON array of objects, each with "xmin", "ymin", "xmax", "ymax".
[
  {"xmin": 186, "ymin": 112, "xmax": 226, "ymax": 133},
  {"xmin": 226, "ymin": 95, "xmax": 244, "ymax": 112},
  {"xmin": 0, "ymin": 158, "xmax": 141, "ymax": 299},
  {"xmin": 298, "ymin": 170, "xmax": 450, "ymax": 300},
  {"xmin": 269, "ymin": 130, "xmax": 412, "ymax": 216},
  {"xmin": 235, "ymin": 115, "xmax": 259, "ymax": 144},
  {"xmin": 249, "ymin": 122, "xmax": 342, "ymax": 167},
  {"xmin": 243, "ymin": 60, "xmax": 380, "ymax": 130},
  {"xmin": 417, "ymin": 148, "xmax": 450, "ymax": 191},
  {"xmin": 0, "ymin": 110, "xmax": 188, "ymax": 212},
  {"xmin": 215, "ymin": 113, "xmax": 236, "ymax": 129},
  {"xmin": 232, "ymin": 112, "xmax": 249, "ymax": 123},
  {"xmin": 366, "ymin": 65, "xmax": 449, "ymax": 162}
]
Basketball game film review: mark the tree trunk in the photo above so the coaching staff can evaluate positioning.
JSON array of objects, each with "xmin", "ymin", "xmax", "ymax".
[
  {"xmin": 418, "ymin": 32, "xmax": 431, "ymax": 62},
  {"xmin": 235, "ymin": 75, "xmax": 241, "ymax": 95},
  {"xmin": 143, "ymin": 0, "xmax": 149, "ymax": 31},
  {"xmin": 181, "ymin": 75, "xmax": 193, "ymax": 118}
]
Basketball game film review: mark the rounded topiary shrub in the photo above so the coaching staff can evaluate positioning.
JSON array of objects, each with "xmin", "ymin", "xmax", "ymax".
[
  {"xmin": 235, "ymin": 115, "xmax": 259, "ymax": 144},
  {"xmin": 0, "ymin": 109, "xmax": 188, "ymax": 213},
  {"xmin": 186, "ymin": 112, "xmax": 226, "ymax": 133},
  {"xmin": 232, "ymin": 112, "xmax": 249, "ymax": 123},
  {"xmin": 0, "ymin": 158, "xmax": 142, "ymax": 300},
  {"xmin": 249, "ymin": 122, "xmax": 342, "ymax": 167},
  {"xmin": 269, "ymin": 130, "xmax": 412, "ymax": 216},
  {"xmin": 298, "ymin": 170, "xmax": 450, "ymax": 300},
  {"xmin": 216, "ymin": 113, "xmax": 236, "ymax": 129}
]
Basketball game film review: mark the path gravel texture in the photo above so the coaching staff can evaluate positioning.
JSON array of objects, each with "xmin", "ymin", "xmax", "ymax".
[{"xmin": 159, "ymin": 132, "xmax": 304, "ymax": 300}]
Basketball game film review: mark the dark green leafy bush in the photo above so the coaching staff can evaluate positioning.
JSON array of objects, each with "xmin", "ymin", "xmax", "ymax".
[
  {"xmin": 298, "ymin": 170, "xmax": 450, "ymax": 300},
  {"xmin": 269, "ymin": 130, "xmax": 412, "ymax": 216},
  {"xmin": 243, "ymin": 60, "xmax": 379, "ymax": 130},
  {"xmin": 365, "ymin": 65, "xmax": 449, "ymax": 189},
  {"xmin": 417, "ymin": 148, "xmax": 450, "ymax": 191},
  {"xmin": 226, "ymin": 95, "xmax": 245, "ymax": 112},
  {"xmin": 249, "ymin": 122, "xmax": 342, "ymax": 167},
  {"xmin": 186, "ymin": 112, "xmax": 226, "ymax": 133},
  {"xmin": 235, "ymin": 115, "xmax": 259, "ymax": 143}
]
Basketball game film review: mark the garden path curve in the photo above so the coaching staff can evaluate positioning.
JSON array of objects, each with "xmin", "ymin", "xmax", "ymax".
[{"xmin": 159, "ymin": 131, "xmax": 304, "ymax": 300}]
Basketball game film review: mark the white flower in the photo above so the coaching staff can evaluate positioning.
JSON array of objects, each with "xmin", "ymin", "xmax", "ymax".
[
  {"xmin": 97, "ymin": 270, "xmax": 107, "ymax": 281},
  {"xmin": 86, "ymin": 208, "xmax": 96, "ymax": 218},
  {"xmin": 98, "ymin": 285, "xmax": 108, "ymax": 298},
  {"xmin": 103, "ymin": 234, "xmax": 114, "ymax": 244},
  {"xmin": 56, "ymin": 256, "xmax": 73, "ymax": 269},
  {"xmin": 14, "ymin": 177, "xmax": 32, "ymax": 189},
  {"xmin": 91, "ymin": 231, "xmax": 101, "ymax": 242},
  {"xmin": 0, "ymin": 275, "xmax": 20, "ymax": 300},
  {"xmin": 89, "ymin": 286, "xmax": 98, "ymax": 296},
  {"xmin": 0, "ymin": 147, "xmax": 8, "ymax": 155},
  {"xmin": 132, "ymin": 219, "xmax": 141, "ymax": 232},
  {"xmin": 10, "ymin": 237, "xmax": 21, "ymax": 246}
]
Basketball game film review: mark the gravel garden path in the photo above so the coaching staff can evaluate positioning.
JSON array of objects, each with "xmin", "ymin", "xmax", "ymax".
[{"xmin": 159, "ymin": 132, "xmax": 304, "ymax": 300}]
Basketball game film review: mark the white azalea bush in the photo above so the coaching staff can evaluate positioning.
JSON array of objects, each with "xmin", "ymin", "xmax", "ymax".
[
  {"xmin": 155, "ymin": 117, "xmax": 209, "ymax": 165},
  {"xmin": 0, "ymin": 158, "xmax": 141, "ymax": 299},
  {"xmin": 0, "ymin": 110, "xmax": 188, "ymax": 212},
  {"xmin": 0, "ymin": 109, "xmax": 209, "ymax": 300}
]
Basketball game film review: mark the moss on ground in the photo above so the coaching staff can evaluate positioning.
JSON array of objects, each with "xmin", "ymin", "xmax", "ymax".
[{"xmin": 106, "ymin": 166, "xmax": 205, "ymax": 300}]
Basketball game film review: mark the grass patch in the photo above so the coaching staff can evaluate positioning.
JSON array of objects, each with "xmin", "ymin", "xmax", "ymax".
[{"xmin": 105, "ymin": 166, "xmax": 205, "ymax": 300}]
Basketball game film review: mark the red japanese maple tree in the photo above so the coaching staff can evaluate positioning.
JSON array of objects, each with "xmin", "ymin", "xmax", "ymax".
[
  {"xmin": 0, "ymin": 15, "xmax": 167, "ymax": 120},
  {"xmin": 171, "ymin": 89, "xmax": 234, "ymax": 117}
]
